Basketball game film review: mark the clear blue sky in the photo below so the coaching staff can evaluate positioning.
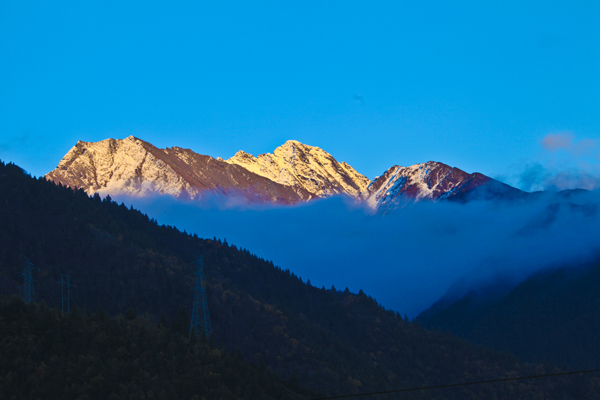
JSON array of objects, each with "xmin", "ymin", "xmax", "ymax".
[{"xmin": 1, "ymin": 1, "xmax": 599, "ymax": 189}]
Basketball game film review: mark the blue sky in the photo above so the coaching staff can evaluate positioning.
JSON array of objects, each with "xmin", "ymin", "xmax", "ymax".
[{"xmin": 1, "ymin": 1, "xmax": 599, "ymax": 188}]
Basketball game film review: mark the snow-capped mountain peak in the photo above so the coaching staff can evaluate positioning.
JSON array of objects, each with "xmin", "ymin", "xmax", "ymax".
[
  {"xmin": 45, "ymin": 136, "xmax": 524, "ymax": 210},
  {"xmin": 45, "ymin": 136, "xmax": 314, "ymax": 204},
  {"xmin": 227, "ymin": 140, "xmax": 371, "ymax": 198},
  {"xmin": 363, "ymin": 161, "xmax": 524, "ymax": 211}
]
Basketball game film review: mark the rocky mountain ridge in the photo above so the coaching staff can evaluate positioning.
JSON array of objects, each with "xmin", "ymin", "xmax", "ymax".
[
  {"xmin": 364, "ymin": 161, "xmax": 525, "ymax": 212},
  {"xmin": 227, "ymin": 140, "xmax": 370, "ymax": 198},
  {"xmin": 46, "ymin": 136, "xmax": 314, "ymax": 204},
  {"xmin": 46, "ymin": 136, "xmax": 524, "ymax": 209}
]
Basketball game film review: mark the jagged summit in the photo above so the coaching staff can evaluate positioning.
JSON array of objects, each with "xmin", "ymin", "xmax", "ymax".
[
  {"xmin": 364, "ymin": 161, "xmax": 524, "ymax": 212},
  {"xmin": 45, "ymin": 136, "xmax": 524, "ymax": 209},
  {"xmin": 45, "ymin": 137, "xmax": 314, "ymax": 204},
  {"xmin": 283, "ymin": 139, "xmax": 302, "ymax": 146},
  {"xmin": 227, "ymin": 140, "xmax": 371, "ymax": 198}
]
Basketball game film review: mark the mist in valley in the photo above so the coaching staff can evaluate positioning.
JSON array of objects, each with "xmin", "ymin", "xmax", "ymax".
[{"xmin": 114, "ymin": 189, "xmax": 600, "ymax": 318}]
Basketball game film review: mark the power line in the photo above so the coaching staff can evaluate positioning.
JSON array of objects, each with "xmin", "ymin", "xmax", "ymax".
[{"xmin": 311, "ymin": 368, "xmax": 600, "ymax": 400}]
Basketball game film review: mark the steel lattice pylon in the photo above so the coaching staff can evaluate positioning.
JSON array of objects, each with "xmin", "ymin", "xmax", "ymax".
[
  {"xmin": 189, "ymin": 256, "xmax": 212, "ymax": 340},
  {"xmin": 21, "ymin": 256, "xmax": 38, "ymax": 303},
  {"xmin": 56, "ymin": 274, "xmax": 75, "ymax": 313}
]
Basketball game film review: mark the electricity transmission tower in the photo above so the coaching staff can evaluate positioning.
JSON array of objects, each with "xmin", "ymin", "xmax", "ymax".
[
  {"xmin": 56, "ymin": 274, "xmax": 75, "ymax": 313},
  {"xmin": 21, "ymin": 256, "xmax": 38, "ymax": 303},
  {"xmin": 189, "ymin": 256, "xmax": 212, "ymax": 340}
]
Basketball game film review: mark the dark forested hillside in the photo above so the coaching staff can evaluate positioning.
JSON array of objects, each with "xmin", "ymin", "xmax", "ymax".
[
  {"xmin": 418, "ymin": 261, "xmax": 600, "ymax": 370},
  {"xmin": 0, "ymin": 296, "xmax": 308, "ymax": 400},
  {"xmin": 1, "ymin": 160, "xmax": 600, "ymax": 399}
]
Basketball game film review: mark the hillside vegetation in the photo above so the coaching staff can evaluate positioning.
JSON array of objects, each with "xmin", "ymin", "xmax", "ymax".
[
  {"xmin": 1, "ymin": 160, "xmax": 599, "ymax": 399},
  {"xmin": 0, "ymin": 296, "xmax": 308, "ymax": 400}
]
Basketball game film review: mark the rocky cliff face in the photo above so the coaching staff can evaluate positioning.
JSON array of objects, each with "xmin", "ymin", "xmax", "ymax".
[
  {"xmin": 363, "ymin": 161, "xmax": 525, "ymax": 212},
  {"xmin": 45, "ymin": 136, "xmax": 314, "ymax": 204},
  {"xmin": 227, "ymin": 140, "xmax": 370, "ymax": 198},
  {"xmin": 46, "ymin": 136, "xmax": 524, "ymax": 209}
]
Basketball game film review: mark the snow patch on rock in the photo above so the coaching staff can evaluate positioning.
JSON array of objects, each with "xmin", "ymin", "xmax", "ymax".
[{"xmin": 227, "ymin": 140, "xmax": 371, "ymax": 198}]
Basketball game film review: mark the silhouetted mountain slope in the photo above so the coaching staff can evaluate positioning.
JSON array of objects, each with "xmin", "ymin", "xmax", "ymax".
[
  {"xmin": 1, "ymin": 160, "xmax": 599, "ymax": 399},
  {"xmin": 418, "ymin": 261, "xmax": 600, "ymax": 370},
  {"xmin": 0, "ymin": 296, "xmax": 309, "ymax": 400}
]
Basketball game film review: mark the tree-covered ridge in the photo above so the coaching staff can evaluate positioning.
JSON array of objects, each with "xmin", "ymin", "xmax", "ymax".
[
  {"xmin": 0, "ymin": 296, "xmax": 308, "ymax": 400},
  {"xmin": 1, "ymin": 160, "xmax": 600, "ymax": 399}
]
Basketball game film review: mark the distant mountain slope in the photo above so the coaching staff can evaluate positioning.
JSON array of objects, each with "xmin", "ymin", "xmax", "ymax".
[
  {"xmin": 3, "ymin": 159, "xmax": 599, "ymax": 398},
  {"xmin": 364, "ymin": 161, "xmax": 526, "ymax": 211},
  {"xmin": 45, "ymin": 136, "xmax": 314, "ymax": 204},
  {"xmin": 227, "ymin": 140, "xmax": 370, "ymax": 198},
  {"xmin": 417, "ymin": 261, "xmax": 600, "ymax": 370}
]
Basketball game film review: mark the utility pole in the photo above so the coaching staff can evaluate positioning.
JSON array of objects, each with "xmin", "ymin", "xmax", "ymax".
[
  {"xmin": 189, "ymin": 256, "xmax": 212, "ymax": 340},
  {"xmin": 56, "ymin": 274, "xmax": 75, "ymax": 313},
  {"xmin": 21, "ymin": 256, "xmax": 38, "ymax": 303}
]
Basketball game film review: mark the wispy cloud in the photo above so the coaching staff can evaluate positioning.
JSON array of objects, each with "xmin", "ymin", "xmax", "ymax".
[
  {"xmin": 541, "ymin": 132, "xmax": 597, "ymax": 156},
  {"xmin": 541, "ymin": 132, "xmax": 573, "ymax": 151},
  {"xmin": 504, "ymin": 132, "xmax": 600, "ymax": 192}
]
